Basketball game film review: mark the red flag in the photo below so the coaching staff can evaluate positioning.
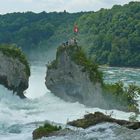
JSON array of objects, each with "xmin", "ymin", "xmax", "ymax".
[{"xmin": 74, "ymin": 25, "xmax": 78, "ymax": 33}]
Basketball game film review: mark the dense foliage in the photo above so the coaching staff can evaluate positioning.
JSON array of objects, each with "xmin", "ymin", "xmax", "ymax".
[
  {"xmin": 0, "ymin": 2, "xmax": 140, "ymax": 67},
  {"xmin": 77, "ymin": 1, "xmax": 140, "ymax": 67},
  {"xmin": 103, "ymin": 81, "xmax": 140, "ymax": 112},
  {"xmin": 0, "ymin": 44, "xmax": 30, "ymax": 76}
]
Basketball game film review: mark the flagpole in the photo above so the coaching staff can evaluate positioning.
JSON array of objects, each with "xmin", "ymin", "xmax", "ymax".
[{"xmin": 73, "ymin": 24, "xmax": 79, "ymax": 45}]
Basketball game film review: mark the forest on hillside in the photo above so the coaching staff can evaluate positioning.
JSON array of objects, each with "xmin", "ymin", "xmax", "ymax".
[
  {"xmin": 0, "ymin": 11, "xmax": 83, "ymax": 54},
  {"xmin": 77, "ymin": 1, "xmax": 140, "ymax": 67},
  {"xmin": 0, "ymin": 1, "xmax": 140, "ymax": 67}
]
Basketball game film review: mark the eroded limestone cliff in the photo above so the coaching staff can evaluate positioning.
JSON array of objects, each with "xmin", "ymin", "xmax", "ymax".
[
  {"xmin": 0, "ymin": 45, "xmax": 30, "ymax": 98},
  {"xmin": 45, "ymin": 44, "xmax": 136, "ymax": 111}
]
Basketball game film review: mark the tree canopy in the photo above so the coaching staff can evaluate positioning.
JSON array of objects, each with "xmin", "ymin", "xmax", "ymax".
[
  {"xmin": 77, "ymin": 2, "xmax": 140, "ymax": 67},
  {"xmin": 0, "ymin": 2, "xmax": 140, "ymax": 67}
]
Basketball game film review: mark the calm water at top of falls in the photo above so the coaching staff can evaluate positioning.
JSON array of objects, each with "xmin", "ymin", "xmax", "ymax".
[{"xmin": 0, "ymin": 65, "xmax": 140, "ymax": 140}]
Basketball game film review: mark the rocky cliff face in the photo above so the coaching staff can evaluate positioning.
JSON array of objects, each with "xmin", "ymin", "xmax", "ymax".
[
  {"xmin": 45, "ymin": 45, "xmax": 130, "ymax": 110},
  {"xmin": 0, "ymin": 46, "xmax": 30, "ymax": 98}
]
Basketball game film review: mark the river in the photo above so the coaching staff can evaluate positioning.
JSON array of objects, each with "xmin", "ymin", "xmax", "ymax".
[{"xmin": 0, "ymin": 65, "xmax": 140, "ymax": 140}]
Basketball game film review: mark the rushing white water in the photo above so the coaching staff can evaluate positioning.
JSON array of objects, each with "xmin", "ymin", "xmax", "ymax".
[{"xmin": 0, "ymin": 65, "xmax": 140, "ymax": 140}]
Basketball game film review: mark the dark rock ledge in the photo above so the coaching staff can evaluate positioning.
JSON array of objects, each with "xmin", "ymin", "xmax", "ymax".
[{"xmin": 68, "ymin": 112, "xmax": 140, "ymax": 130}]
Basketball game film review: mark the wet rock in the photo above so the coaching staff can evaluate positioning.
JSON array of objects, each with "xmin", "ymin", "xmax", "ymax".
[
  {"xmin": 0, "ymin": 46, "xmax": 30, "ymax": 98},
  {"xmin": 32, "ymin": 122, "xmax": 73, "ymax": 140},
  {"xmin": 68, "ymin": 112, "xmax": 140, "ymax": 130}
]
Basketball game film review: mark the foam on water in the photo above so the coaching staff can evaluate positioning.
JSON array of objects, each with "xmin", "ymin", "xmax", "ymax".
[
  {"xmin": 41, "ymin": 123, "xmax": 140, "ymax": 140},
  {"xmin": 0, "ymin": 65, "xmax": 140, "ymax": 140},
  {"xmin": 101, "ymin": 66, "xmax": 140, "ymax": 85}
]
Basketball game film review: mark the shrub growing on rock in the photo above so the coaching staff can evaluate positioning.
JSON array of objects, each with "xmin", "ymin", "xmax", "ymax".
[{"xmin": 32, "ymin": 123, "xmax": 62, "ymax": 140}]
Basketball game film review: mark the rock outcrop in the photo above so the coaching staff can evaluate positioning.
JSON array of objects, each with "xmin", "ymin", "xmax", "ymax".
[
  {"xmin": 45, "ymin": 44, "xmax": 114, "ymax": 109},
  {"xmin": 68, "ymin": 112, "xmax": 140, "ymax": 130},
  {"xmin": 45, "ymin": 44, "xmax": 138, "ymax": 111},
  {"xmin": 32, "ymin": 123, "xmax": 64, "ymax": 140},
  {"xmin": 0, "ymin": 45, "xmax": 30, "ymax": 98},
  {"xmin": 46, "ymin": 44, "xmax": 106, "ymax": 107}
]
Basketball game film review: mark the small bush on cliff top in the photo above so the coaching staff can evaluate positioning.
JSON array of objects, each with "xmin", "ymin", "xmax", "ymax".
[{"xmin": 0, "ymin": 44, "xmax": 30, "ymax": 76}]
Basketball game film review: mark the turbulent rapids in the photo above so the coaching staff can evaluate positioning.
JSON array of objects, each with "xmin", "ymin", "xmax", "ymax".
[{"xmin": 0, "ymin": 65, "xmax": 140, "ymax": 140}]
